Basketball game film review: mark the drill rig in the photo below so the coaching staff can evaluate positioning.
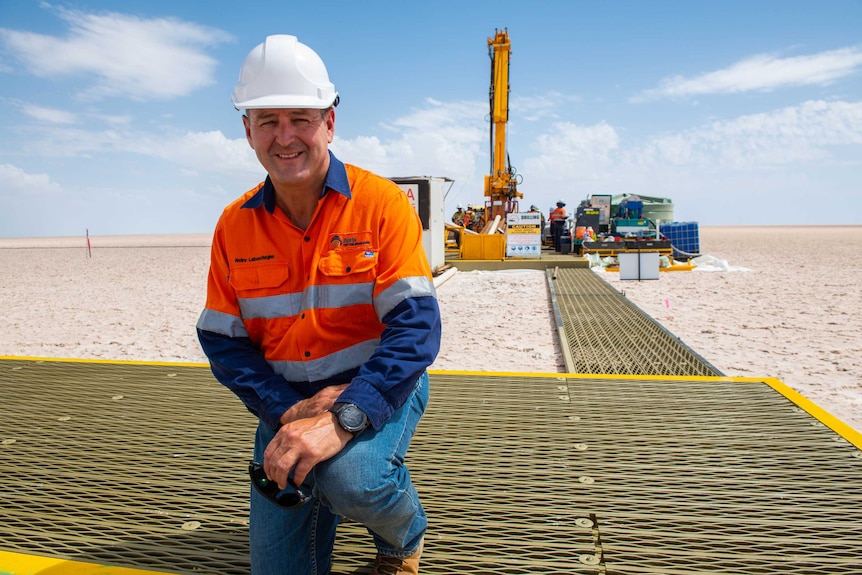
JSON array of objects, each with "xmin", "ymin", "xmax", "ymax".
[{"xmin": 484, "ymin": 28, "xmax": 523, "ymax": 228}]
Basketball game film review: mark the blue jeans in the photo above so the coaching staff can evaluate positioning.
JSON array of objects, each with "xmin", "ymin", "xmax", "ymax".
[{"xmin": 249, "ymin": 372, "xmax": 429, "ymax": 575}]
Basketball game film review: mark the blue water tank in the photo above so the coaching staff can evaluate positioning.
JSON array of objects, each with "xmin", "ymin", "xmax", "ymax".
[{"xmin": 660, "ymin": 222, "xmax": 700, "ymax": 259}]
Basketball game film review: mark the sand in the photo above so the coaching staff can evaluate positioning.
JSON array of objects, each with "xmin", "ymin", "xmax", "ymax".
[{"xmin": 1, "ymin": 226, "xmax": 859, "ymax": 432}]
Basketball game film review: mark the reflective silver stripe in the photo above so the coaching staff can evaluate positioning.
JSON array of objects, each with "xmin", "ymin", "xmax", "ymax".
[
  {"xmin": 238, "ymin": 292, "xmax": 303, "ymax": 319},
  {"xmin": 237, "ymin": 282, "xmax": 374, "ymax": 319},
  {"xmin": 374, "ymin": 276, "xmax": 437, "ymax": 321},
  {"xmin": 196, "ymin": 308, "xmax": 249, "ymax": 338},
  {"xmin": 311, "ymin": 281, "xmax": 374, "ymax": 310},
  {"xmin": 268, "ymin": 338, "xmax": 380, "ymax": 382}
]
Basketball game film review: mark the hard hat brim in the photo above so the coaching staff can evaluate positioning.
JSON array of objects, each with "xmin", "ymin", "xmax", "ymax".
[{"xmin": 233, "ymin": 93, "xmax": 339, "ymax": 110}]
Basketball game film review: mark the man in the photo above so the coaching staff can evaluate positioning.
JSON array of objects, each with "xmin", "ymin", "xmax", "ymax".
[
  {"xmin": 196, "ymin": 35, "xmax": 441, "ymax": 575},
  {"xmin": 451, "ymin": 204, "xmax": 465, "ymax": 226},
  {"xmin": 549, "ymin": 199, "xmax": 567, "ymax": 251},
  {"xmin": 462, "ymin": 203, "xmax": 473, "ymax": 230},
  {"xmin": 529, "ymin": 204, "xmax": 545, "ymax": 235}
]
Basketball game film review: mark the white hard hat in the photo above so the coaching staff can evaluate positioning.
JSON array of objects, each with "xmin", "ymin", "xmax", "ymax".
[
  {"xmin": 232, "ymin": 35, "xmax": 338, "ymax": 110},
  {"xmin": 457, "ymin": 203, "xmax": 462, "ymax": 209}
]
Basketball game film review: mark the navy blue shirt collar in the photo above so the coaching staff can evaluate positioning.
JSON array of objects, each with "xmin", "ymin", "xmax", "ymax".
[{"xmin": 241, "ymin": 150, "xmax": 351, "ymax": 213}]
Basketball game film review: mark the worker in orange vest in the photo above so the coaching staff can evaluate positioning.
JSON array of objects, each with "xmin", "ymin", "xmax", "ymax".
[
  {"xmin": 197, "ymin": 34, "xmax": 439, "ymax": 574},
  {"xmin": 463, "ymin": 204, "xmax": 474, "ymax": 230},
  {"xmin": 549, "ymin": 199, "xmax": 568, "ymax": 251}
]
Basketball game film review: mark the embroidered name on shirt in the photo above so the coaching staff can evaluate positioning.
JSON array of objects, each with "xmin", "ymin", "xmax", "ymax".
[{"xmin": 234, "ymin": 254, "xmax": 275, "ymax": 263}]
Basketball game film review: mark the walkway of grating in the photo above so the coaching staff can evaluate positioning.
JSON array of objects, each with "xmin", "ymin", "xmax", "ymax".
[
  {"xmin": 1, "ymin": 359, "xmax": 861, "ymax": 574},
  {"xmin": 549, "ymin": 268, "xmax": 721, "ymax": 376}
]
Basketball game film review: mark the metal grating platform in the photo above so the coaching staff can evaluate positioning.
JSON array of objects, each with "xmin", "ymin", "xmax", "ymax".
[
  {"xmin": 2, "ymin": 359, "xmax": 862, "ymax": 574},
  {"xmin": 0, "ymin": 360, "xmax": 253, "ymax": 574},
  {"xmin": 555, "ymin": 376, "xmax": 862, "ymax": 573},
  {"xmin": 548, "ymin": 268, "xmax": 721, "ymax": 376}
]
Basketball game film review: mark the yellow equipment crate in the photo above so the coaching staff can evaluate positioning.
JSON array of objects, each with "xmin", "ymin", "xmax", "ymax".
[{"xmin": 460, "ymin": 233, "xmax": 506, "ymax": 260}]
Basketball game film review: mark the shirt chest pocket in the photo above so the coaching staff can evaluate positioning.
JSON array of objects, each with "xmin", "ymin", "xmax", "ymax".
[
  {"xmin": 230, "ymin": 264, "xmax": 296, "ymax": 318},
  {"xmin": 229, "ymin": 264, "xmax": 290, "ymax": 294},
  {"xmin": 318, "ymin": 250, "xmax": 378, "ymax": 279},
  {"xmin": 316, "ymin": 250, "xmax": 379, "ymax": 326}
]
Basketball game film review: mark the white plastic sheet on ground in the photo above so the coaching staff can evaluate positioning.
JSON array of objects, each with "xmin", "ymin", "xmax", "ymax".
[{"xmin": 691, "ymin": 254, "xmax": 751, "ymax": 273}]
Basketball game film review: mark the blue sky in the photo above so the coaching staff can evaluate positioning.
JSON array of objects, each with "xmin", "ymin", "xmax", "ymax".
[{"xmin": 1, "ymin": 0, "xmax": 860, "ymax": 238}]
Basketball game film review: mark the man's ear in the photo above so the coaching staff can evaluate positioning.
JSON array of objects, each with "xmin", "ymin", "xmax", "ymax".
[
  {"xmin": 242, "ymin": 114, "xmax": 254, "ymax": 149},
  {"xmin": 326, "ymin": 108, "xmax": 335, "ymax": 144}
]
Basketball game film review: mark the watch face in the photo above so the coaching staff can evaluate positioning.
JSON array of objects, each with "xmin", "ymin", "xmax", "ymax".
[{"xmin": 339, "ymin": 404, "xmax": 368, "ymax": 431}]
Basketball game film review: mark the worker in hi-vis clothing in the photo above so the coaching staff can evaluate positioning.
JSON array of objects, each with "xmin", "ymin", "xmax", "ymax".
[
  {"xmin": 549, "ymin": 199, "xmax": 568, "ymax": 251},
  {"xmin": 529, "ymin": 204, "xmax": 546, "ymax": 234},
  {"xmin": 196, "ymin": 35, "xmax": 441, "ymax": 575},
  {"xmin": 451, "ymin": 204, "xmax": 466, "ymax": 226}
]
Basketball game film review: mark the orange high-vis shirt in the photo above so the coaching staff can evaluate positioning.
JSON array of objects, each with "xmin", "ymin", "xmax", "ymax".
[
  {"xmin": 550, "ymin": 207, "xmax": 567, "ymax": 222},
  {"xmin": 197, "ymin": 154, "xmax": 441, "ymax": 430}
]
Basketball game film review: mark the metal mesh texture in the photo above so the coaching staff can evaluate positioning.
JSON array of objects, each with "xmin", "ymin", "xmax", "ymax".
[
  {"xmin": 557, "ymin": 376, "xmax": 862, "ymax": 574},
  {"xmin": 548, "ymin": 268, "xmax": 722, "ymax": 377},
  {"xmin": 0, "ymin": 360, "xmax": 253, "ymax": 574},
  {"xmin": 3, "ymin": 360, "xmax": 862, "ymax": 573}
]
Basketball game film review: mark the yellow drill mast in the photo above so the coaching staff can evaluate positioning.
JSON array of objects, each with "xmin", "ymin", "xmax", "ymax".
[{"xmin": 484, "ymin": 28, "xmax": 522, "ymax": 227}]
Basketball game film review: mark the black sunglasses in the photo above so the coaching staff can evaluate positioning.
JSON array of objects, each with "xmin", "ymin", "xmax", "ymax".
[{"xmin": 248, "ymin": 461, "xmax": 311, "ymax": 509}]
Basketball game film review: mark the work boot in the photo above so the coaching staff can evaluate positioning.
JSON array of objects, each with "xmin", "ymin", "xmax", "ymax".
[{"xmin": 370, "ymin": 539, "xmax": 423, "ymax": 575}]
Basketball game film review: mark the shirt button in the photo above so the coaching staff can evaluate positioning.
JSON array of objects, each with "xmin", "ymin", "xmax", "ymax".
[
  {"xmin": 304, "ymin": 351, "xmax": 311, "ymax": 357},
  {"xmin": 301, "ymin": 313, "xmax": 305, "ymax": 319},
  {"xmin": 304, "ymin": 236, "xmax": 310, "ymax": 242}
]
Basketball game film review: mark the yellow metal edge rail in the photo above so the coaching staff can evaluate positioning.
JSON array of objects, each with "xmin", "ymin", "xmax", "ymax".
[
  {"xmin": 0, "ymin": 550, "xmax": 180, "ymax": 575},
  {"xmin": 761, "ymin": 376, "xmax": 862, "ymax": 450},
  {"xmin": 0, "ymin": 355, "xmax": 210, "ymax": 369}
]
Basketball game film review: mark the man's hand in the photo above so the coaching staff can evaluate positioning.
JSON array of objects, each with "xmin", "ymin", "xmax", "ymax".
[
  {"xmin": 279, "ymin": 383, "xmax": 348, "ymax": 425},
  {"xmin": 263, "ymin": 410, "xmax": 353, "ymax": 489}
]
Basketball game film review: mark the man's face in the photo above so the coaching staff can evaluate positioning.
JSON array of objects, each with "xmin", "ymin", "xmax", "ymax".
[{"xmin": 243, "ymin": 107, "xmax": 335, "ymax": 191}]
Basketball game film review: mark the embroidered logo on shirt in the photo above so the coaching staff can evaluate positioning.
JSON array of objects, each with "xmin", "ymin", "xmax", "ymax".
[{"xmin": 329, "ymin": 233, "xmax": 372, "ymax": 251}]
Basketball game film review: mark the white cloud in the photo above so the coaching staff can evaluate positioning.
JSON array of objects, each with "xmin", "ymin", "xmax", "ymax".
[
  {"xmin": 3, "ymin": 122, "xmax": 260, "ymax": 179},
  {"xmin": 129, "ymin": 130, "xmax": 261, "ymax": 176},
  {"xmin": 331, "ymin": 135, "xmax": 391, "ymax": 168},
  {"xmin": 9, "ymin": 126, "xmax": 120, "ymax": 158},
  {"xmin": 512, "ymin": 91, "xmax": 571, "ymax": 122},
  {"xmin": 332, "ymin": 98, "xmax": 487, "ymax": 181},
  {"xmin": 511, "ymin": 99, "xmax": 862, "ymax": 218},
  {"xmin": 520, "ymin": 100, "xmax": 862, "ymax": 181},
  {"xmin": 0, "ymin": 6, "xmax": 232, "ymax": 101},
  {"xmin": 100, "ymin": 114, "xmax": 133, "ymax": 126},
  {"xmin": 636, "ymin": 47, "xmax": 862, "ymax": 101},
  {"xmin": 325, "ymin": 95, "xmax": 849, "ymax": 218},
  {"xmin": 0, "ymin": 163, "xmax": 61, "ymax": 195},
  {"xmin": 636, "ymin": 99, "xmax": 862, "ymax": 169},
  {"xmin": 21, "ymin": 104, "xmax": 77, "ymax": 124},
  {"xmin": 526, "ymin": 121, "xmax": 620, "ymax": 175}
]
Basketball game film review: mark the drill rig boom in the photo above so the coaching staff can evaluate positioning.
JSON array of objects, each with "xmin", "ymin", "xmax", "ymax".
[{"xmin": 484, "ymin": 28, "xmax": 522, "ymax": 226}]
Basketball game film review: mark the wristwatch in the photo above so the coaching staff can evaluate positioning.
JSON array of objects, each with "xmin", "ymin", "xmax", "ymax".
[{"xmin": 329, "ymin": 403, "xmax": 370, "ymax": 435}]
